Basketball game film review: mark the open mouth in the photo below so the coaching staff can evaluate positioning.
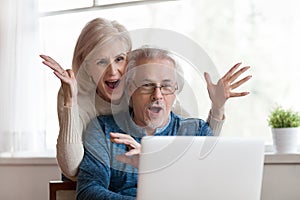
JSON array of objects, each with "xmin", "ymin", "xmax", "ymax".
[
  {"xmin": 105, "ymin": 80, "xmax": 120, "ymax": 89},
  {"xmin": 148, "ymin": 106, "xmax": 163, "ymax": 114}
]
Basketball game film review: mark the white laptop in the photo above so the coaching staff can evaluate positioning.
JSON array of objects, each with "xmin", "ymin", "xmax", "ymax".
[{"xmin": 136, "ymin": 136, "xmax": 264, "ymax": 200}]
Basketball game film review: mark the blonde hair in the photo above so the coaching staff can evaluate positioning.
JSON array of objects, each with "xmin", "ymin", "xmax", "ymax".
[{"xmin": 72, "ymin": 18, "xmax": 132, "ymax": 75}]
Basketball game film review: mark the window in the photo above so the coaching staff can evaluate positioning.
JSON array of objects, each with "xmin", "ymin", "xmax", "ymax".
[{"xmin": 1, "ymin": 0, "xmax": 299, "ymax": 157}]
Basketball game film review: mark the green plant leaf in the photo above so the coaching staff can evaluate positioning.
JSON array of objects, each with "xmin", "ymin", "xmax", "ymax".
[{"xmin": 268, "ymin": 106, "xmax": 300, "ymax": 128}]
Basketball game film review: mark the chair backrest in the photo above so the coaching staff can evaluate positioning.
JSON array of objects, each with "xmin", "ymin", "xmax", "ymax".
[{"xmin": 49, "ymin": 180, "xmax": 77, "ymax": 200}]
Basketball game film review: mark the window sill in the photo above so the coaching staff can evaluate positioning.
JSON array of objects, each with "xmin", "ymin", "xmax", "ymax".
[
  {"xmin": 0, "ymin": 157, "xmax": 57, "ymax": 166},
  {"xmin": 264, "ymin": 153, "xmax": 300, "ymax": 164},
  {"xmin": 0, "ymin": 149, "xmax": 56, "ymax": 166},
  {"xmin": 1, "ymin": 153, "xmax": 299, "ymax": 166},
  {"xmin": 0, "ymin": 149, "xmax": 55, "ymax": 157}
]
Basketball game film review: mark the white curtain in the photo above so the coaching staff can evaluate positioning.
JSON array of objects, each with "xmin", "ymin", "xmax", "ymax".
[{"xmin": 0, "ymin": 0, "xmax": 46, "ymax": 156}]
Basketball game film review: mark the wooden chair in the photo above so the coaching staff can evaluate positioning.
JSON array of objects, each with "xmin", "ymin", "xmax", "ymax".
[{"xmin": 49, "ymin": 180, "xmax": 77, "ymax": 200}]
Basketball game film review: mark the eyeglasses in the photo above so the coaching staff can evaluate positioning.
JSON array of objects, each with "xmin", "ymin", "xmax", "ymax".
[{"xmin": 134, "ymin": 82, "xmax": 178, "ymax": 95}]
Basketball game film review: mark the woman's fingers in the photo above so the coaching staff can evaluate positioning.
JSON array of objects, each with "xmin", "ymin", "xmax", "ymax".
[
  {"xmin": 222, "ymin": 62, "xmax": 242, "ymax": 80},
  {"xmin": 67, "ymin": 69, "xmax": 75, "ymax": 78},
  {"xmin": 40, "ymin": 54, "xmax": 66, "ymax": 76},
  {"xmin": 230, "ymin": 75, "xmax": 252, "ymax": 90},
  {"xmin": 229, "ymin": 91, "xmax": 250, "ymax": 98},
  {"xmin": 53, "ymin": 70, "xmax": 69, "ymax": 80},
  {"xmin": 204, "ymin": 72, "xmax": 212, "ymax": 87},
  {"xmin": 228, "ymin": 66, "xmax": 250, "ymax": 83},
  {"xmin": 221, "ymin": 63, "xmax": 252, "ymax": 96},
  {"xmin": 40, "ymin": 55, "xmax": 76, "ymax": 85}
]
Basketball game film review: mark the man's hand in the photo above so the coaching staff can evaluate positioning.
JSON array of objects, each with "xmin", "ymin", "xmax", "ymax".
[{"xmin": 110, "ymin": 132, "xmax": 141, "ymax": 168}]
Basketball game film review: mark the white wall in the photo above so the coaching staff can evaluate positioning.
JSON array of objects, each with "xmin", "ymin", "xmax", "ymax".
[
  {"xmin": 262, "ymin": 164, "xmax": 300, "ymax": 200},
  {"xmin": 261, "ymin": 154, "xmax": 300, "ymax": 200},
  {"xmin": 0, "ymin": 158, "xmax": 60, "ymax": 200},
  {"xmin": 0, "ymin": 155, "xmax": 300, "ymax": 200}
]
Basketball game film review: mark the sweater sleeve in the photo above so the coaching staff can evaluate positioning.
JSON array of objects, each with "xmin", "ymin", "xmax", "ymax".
[
  {"xmin": 56, "ymin": 88, "xmax": 84, "ymax": 180},
  {"xmin": 206, "ymin": 110, "xmax": 224, "ymax": 136}
]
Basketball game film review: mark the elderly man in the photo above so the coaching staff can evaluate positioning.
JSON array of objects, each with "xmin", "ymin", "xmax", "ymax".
[{"xmin": 76, "ymin": 47, "xmax": 238, "ymax": 199}]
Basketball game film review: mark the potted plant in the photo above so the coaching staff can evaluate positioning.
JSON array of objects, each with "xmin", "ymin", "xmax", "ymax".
[{"xmin": 268, "ymin": 106, "xmax": 300, "ymax": 154}]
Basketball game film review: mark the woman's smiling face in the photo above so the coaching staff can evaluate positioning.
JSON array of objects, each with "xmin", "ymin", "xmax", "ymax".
[{"xmin": 86, "ymin": 39, "xmax": 128, "ymax": 102}]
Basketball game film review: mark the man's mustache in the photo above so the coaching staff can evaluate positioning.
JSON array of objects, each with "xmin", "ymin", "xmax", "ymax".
[{"xmin": 147, "ymin": 100, "xmax": 166, "ymax": 110}]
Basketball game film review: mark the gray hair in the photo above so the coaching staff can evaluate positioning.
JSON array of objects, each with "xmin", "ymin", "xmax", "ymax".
[{"xmin": 126, "ymin": 46, "xmax": 184, "ymax": 92}]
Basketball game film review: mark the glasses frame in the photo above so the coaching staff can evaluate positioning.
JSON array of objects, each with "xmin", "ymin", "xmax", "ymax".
[{"xmin": 133, "ymin": 81, "xmax": 178, "ymax": 95}]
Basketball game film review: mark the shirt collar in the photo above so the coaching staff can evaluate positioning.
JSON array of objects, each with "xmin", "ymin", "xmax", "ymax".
[
  {"xmin": 154, "ymin": 116, "xmax": 171, "ymax": 135},
  {"xmin": 129, "ymin": 111, "xmax": 171, "ymax": 136}
]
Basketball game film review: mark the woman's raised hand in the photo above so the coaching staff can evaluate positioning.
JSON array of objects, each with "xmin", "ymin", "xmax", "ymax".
[
  {"xmin": 204, "ymin": 63, "xmax": 252, "ymax": 119},
  {"xmin": 40, "ymin": 55, "xmax": 78, "ymax": 106}
]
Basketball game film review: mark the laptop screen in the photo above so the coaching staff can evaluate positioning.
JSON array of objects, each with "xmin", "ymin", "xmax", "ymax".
[{"xmin": 137, "ymin": 136, "xmax": 264, "ymax": 200}]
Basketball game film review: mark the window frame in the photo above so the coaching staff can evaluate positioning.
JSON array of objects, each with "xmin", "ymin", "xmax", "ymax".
[{"xmin": 35, "ymin": 0, "xmax": 300, "ymax": 157}]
